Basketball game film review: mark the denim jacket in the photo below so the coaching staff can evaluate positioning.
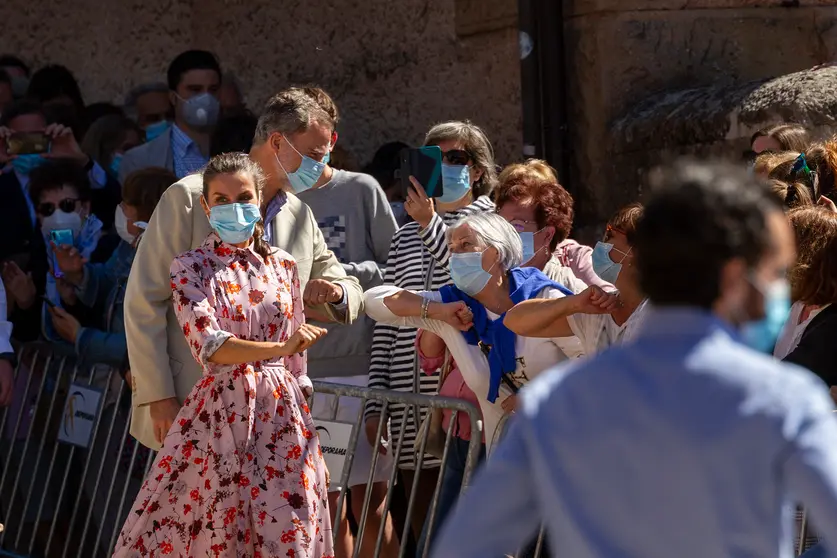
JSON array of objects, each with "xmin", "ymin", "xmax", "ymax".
[{"xmin": 74, "ymin": 240, "xmax": 135, "ymax": 369}]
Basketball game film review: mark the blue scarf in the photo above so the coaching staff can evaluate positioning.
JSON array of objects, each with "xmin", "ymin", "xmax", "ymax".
[{"xmin": 439, "ymin": 267, "xmax": 573, "ymax": 403}]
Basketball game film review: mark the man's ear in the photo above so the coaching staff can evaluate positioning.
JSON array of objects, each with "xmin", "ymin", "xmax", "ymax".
[
  {"xmin": 330, "ymin": 131, "xmax": 338, "ymax": 149},
  {"xmin": 270, "ymin": 132, "xmax": 284, "ymax": 153}
]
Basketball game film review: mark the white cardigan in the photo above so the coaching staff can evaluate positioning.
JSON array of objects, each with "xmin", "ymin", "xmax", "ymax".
[{"xmin": 364, "ymin": 285, "xmax": 582, "ymax": 452}]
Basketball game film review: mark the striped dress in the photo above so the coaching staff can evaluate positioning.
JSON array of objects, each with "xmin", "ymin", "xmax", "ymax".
[{"xmin": 365, "ymin": 196, "xmax": 495, "ymax": 469}]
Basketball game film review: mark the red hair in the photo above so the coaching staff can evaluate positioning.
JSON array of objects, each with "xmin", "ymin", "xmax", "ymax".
[{"xmin": 494, "ymin": 173, "xmax": 575, "ymax": 250}]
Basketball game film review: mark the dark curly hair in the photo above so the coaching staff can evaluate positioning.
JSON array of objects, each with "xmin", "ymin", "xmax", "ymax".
[
  {"xmin": 788, "ymin": 206, "xmax": 837, "ymax": 306},
  {"xmin": 494, "ymin": 159, "xmax": 574, "ymax": 250},
  {"xmin": 634, "ymin": 160, "xmax": 782, "ymax": 309},
  {"xmin": 29, "ymin": 160, "xmax": 91, "ymax": 207}
]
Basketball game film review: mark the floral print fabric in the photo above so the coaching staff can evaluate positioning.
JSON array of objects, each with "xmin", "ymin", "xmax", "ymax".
[{"xmin": 113, "ymin": 233, "xmax": 333, "ymax": 557}]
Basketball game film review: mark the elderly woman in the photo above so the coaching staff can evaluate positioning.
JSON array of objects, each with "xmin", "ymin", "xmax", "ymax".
[
  {"xmin": 365, "ymin": 120, "xmax": 497, "ymax": 538},
  {"xmin": 365, "ymin": 212, "xmax": 616, "ymax": 450}
]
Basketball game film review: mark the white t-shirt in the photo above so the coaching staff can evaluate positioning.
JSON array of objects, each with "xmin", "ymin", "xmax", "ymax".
[
  {"xmin": 567, "ymin": 299, "xmax": 650, "ymax": 357},
  {"xmin": 365, "ymin": 285, "xmax": 580, "ymax": 452},
  {"xmin": 774, "ymin": 301, "xmax": 830, "ymax": 360}
]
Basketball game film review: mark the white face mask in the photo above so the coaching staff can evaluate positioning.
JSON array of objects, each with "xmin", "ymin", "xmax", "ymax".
[
  {"xmin": 41, "ymin": 209, "xmax": 83, "ymax": 238},
  {"xmin": 114, "ymin": 205, "xmax": 136, "ymax": 245}
]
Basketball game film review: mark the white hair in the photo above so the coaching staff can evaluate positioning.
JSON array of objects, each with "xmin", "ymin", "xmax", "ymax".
[{"xmin": 446, "ymin": 212, "xmax": 523, "ymax": 272}]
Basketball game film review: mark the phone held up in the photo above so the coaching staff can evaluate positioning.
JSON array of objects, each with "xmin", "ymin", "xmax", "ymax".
[
  {"xmin": 49, "ymin": 229, "xmax": 74, "ymax": 279},
  {"xmin": 399, "ymin": 146, "xmax": 443, "ymax": 199},
  {"xmin": 7, "ymin": 131, "xmax": 50, "ymax": 155}
]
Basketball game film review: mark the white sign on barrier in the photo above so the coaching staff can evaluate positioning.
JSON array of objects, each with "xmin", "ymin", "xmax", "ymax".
[
  {"xmin": 58, "ymin": 384, "xmax": 103, "ymax": 448},
  {"xmin": 314, "ymin": 420, "xmax": 354, "ymax": 484}
]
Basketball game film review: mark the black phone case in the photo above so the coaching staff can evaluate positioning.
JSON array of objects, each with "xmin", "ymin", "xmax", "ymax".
[{"xmin": 399, "ymin": 146, "xmax": 443, "ymax": 199}]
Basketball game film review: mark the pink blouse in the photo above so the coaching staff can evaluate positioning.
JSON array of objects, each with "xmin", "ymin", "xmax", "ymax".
[
  {"xmin": 555, "ymin": 239, "xmax": 613, "ymax": 290},
  {"xmin": 416, "ymin": 330, "xmax": 484, "ymax": 442}
]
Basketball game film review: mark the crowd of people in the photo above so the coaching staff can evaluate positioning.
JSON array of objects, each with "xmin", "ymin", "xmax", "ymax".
[{"xmin": 0, "ymin": 48, "xmax": 836, "ymax": 558}]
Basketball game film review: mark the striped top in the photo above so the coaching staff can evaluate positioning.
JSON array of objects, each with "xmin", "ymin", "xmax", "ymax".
[{"xmin": 366, "ymin": 196, "xmax": 494, "ymax": 469}]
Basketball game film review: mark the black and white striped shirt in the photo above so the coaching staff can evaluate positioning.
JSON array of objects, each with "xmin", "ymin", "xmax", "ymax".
[{"xmin": 366, "ymin": 196, "xmax": 495, "ymax": 469}]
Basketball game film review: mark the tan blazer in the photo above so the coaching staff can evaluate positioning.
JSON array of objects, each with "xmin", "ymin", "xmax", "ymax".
[{"xmin": 125, "ymin": 174, "xmax": 363, "ymax": 449}]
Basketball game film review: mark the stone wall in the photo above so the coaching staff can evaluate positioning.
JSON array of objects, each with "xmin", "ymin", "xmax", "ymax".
[
  {"xmin": 0, "ymin": 0, "xmax": 522, "ymax": 166},
  {"xmin": 564, "ymin": 0, "xmax": 837, "ymax": 228}
]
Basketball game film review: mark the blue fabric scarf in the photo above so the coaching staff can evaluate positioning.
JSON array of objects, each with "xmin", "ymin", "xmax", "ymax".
[{"xmin": 439, "ymin": 266, "xmax": 573, "ymax": 403}]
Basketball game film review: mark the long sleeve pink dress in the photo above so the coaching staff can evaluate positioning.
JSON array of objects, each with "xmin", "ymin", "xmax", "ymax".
[{"xmin": 113, "ymin": 233, "xmax": 334, "ymax": 558}]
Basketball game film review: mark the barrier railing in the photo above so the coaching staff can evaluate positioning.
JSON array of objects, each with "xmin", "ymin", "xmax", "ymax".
[
  {"xmin": 310, "ymin": 381, "xmax": 483, "ymax": 558},
  {"xmin": 0, "ymin": 342, "xmax": 153, "ymax": 558},
  {"xmin": 0, "ymin": 343, "xmax": 486, "ymax": 558}
]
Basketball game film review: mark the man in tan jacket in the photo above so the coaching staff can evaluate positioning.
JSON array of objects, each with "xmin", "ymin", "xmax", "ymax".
[{"xmin": 125, "ymin": 86, "xmax": 363, "ymax": 450}]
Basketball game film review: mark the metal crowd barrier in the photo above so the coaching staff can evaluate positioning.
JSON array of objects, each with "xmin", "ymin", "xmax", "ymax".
[
  {"xmin": 0, "ymin": 343, "xmax": 488, "ymax": 558},
  {"xmin": 311, "ymin": 381, "xmax": 483, "ymax": 558},
  {"xmin": 0, "ymin": 342, "xmax": 153, "ymax": 558}
]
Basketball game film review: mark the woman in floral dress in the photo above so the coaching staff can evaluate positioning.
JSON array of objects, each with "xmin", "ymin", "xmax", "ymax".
[{"xmin": 113, "ymin": 153, "xmax": 334, "ymax": 558}]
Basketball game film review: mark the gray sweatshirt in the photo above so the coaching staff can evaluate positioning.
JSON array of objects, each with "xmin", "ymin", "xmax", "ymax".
[{"xmin": 297, "ymin": 169, "xmax": 398, "ymax": 379}]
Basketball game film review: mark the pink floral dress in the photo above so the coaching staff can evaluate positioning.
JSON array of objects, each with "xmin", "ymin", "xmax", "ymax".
[{"xmin": 113, "ymin": 233, "xmax": 334, "ymax": 558}]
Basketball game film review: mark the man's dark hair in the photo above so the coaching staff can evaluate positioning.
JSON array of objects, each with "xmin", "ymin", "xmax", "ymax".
[
  {"xmin": 0, "ymin": 70, "xmax": 10, "ymax": 87},
  {"xmin": 26, "ymin": 64, "xmax": 84, "ymax": 109},
  {"xmin": 634, "ymin": 160, "xmax": 782, "ymax": 309},
  {"xmin": 0, "ymin": 55, "xmax": 29, "ymax": 76},
  {"xmin": 167, "ymin": 50, "xmax": 221, "ymax": 91},
  {"xmin": 28, "ymin": 160, "xmax": 92, "ymax": 206},
  {"xmin": 0, "ymin": 99, "xmax": 44, "ymax": 127},
  {"xmin": 210, "ymin": 110, "xmax": 258, "ymax": 156}
]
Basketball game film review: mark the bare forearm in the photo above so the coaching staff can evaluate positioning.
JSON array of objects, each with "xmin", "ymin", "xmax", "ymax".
[
  {"xmin": 504, "ymin": 297, "xmax": 577, "ymax": 338},
  {"xmin": 382, "ymin": 289, "xmax": 426, "ymax": 317},
  {"xmin": 208, "ymin": 337, "xmax": 283, "ymax": 365}
]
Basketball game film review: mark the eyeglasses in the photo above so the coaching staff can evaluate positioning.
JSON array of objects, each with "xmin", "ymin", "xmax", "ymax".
[
  {"xmin": 442, "ymin": 149, "xmax": 473, "ymax": 166},
  {"xmin": 38, "ymin": 198, "xmax": 79, "ymax": 217},
  {"xmin": 507, "ymin": 218, "xmax": 538, "ymax": 232}
]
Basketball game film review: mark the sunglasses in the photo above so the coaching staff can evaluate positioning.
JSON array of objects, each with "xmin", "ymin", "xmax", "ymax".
[
  {"xmin": 442, "ymin": 149, "xmax": 473, "ymax": 166},
  {"xmin": 38, "ymin": 198, "xmax": 79, "ymax": 217}
]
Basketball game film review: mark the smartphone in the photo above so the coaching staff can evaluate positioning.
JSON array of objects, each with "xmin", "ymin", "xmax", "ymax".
[
  {"xmin": 49, "ymin": 229, "xmax": 74, "ymax": 279},
  {"xmin": 400, "ymin": 146, "xmax": 443, "ymax": 199},
  {"xmin": 42, "ymin": 296, "xmax": 57, "ymax": 309},
  {"xmin": 7, "ymin": 131, "xmax": 50, "ymax": 155}
]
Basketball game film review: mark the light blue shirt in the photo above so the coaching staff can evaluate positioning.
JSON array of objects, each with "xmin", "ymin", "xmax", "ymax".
[
  {"xmin": 170, "ymin": 124, "xmax": 208, "ymax": 179},
  {"xmin": 432, "ymin": 308, "xmax": 837, "ymax": 558}
]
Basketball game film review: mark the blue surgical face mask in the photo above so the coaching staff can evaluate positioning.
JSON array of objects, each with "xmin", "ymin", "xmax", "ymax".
[
  {"xmin": 12, "ymin": 153, "xmax": 46, "ymax": 176},
  {"xmin": 275, "ymin": 138, "xmax": 326, "ymax": 194},
  {"xmin": 740, "ymin": 278, "xmax": 791, "ymax": 353},
  {"xmin": 519, "ymin": 228, "xmax": 548, "ymax": 265},
  {"xmin": 450, "ymin": 251, "xmax": 494, "ymax": 296},
  {"xmin": 438, "ymin": 163, "xmax": 471, "ymax": 203},
  {"xmin": 208, "ymin": 202, "xmax": 262, "ymax": 245},
  {"xmin": 109, "ymin": 153, "xmax": 123, "ymax": 177},
  {"xmin": 592, "ymin": 241, "xmax": 629, "ymax": 284},
  {"xmin": 144, "ymin": 120, "xmax": 171, "ymax": 142},
  {"xmin": 178, "ymin": 92, "xmax": 220, "ymax": 129},
  {"xmin": 323, "ymin": 150, "xmax": 331, "ymax": 166}
]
